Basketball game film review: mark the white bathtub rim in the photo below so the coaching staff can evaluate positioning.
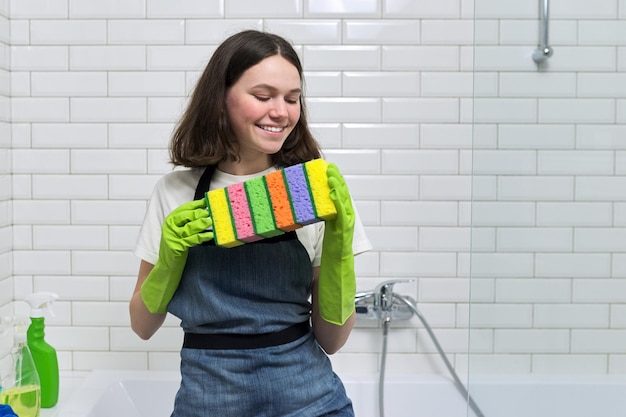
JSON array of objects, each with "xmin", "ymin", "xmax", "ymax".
[{"xmin": 59, "ymin": 369, "xmax": 626, "ymax": 417}]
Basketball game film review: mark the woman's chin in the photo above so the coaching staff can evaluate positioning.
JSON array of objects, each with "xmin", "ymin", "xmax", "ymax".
[{"xmin": 259, "ymin": 141, "xmax": 288, "ymax": 156}]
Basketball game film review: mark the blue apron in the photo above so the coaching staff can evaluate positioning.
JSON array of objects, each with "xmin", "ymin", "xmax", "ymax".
[{"xmin": 167, "ymin": 165, "xmax": 354, "ymax": 417}]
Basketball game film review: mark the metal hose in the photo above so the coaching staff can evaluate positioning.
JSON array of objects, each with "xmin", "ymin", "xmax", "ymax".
[
  {"xmin": 392, "ymin": 294, "xmax": 486, "ymax": 417},
  {"xmin": 378, "ymin": 315, "xmax": 391, "ymax": 417}
]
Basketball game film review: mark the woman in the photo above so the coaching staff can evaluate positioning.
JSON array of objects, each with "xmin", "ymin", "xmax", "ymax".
[{"xmin": 130, "ymin": 30, "xmax": 372, "ymax": 417}]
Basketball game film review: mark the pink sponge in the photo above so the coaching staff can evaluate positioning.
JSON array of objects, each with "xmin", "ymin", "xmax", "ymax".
[
  {"xmin": 205, "ymin": 158, "xmax": 337, "ymax": 248},
  {"xmin": 226, "ymin": 182, "xmax": 261, "ymax": 243}
]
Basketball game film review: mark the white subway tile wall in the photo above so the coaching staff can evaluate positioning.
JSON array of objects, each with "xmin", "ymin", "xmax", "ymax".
[
  {"xmin": 0, "ymin": 0, "xmax": 624, "ymax": 377},
  {"xmin": 0, "ymin": 1, "xmax": 10, "ymax": 376}
]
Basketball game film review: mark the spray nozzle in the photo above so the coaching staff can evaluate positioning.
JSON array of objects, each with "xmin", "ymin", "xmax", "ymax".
[
  {"xmin": 13, "ymin": 321, "xmax": 27, "ymax": 344},
  {"xmin": 0, "ymin": 316, "xmax": 29, "ymax": 344},
  {"xmin": 24, "ymin": 292, "xmax": 59, "ymax": 319}
]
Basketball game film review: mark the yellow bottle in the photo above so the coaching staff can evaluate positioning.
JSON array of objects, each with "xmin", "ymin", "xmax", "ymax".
[
  {"xmin": 0, "ymin": 385, "xmax": 41, "ymax": 417},
  {"xmin": 0, "ymin": 321, "xmax": 41, "ymax": 417}
]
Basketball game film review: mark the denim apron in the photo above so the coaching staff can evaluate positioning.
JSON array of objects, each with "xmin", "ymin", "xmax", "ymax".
[{"xmin": 167, "ymin": 165, "xmax": 354, "ymax": 417}]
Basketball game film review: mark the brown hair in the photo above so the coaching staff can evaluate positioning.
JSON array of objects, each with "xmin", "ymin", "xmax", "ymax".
[{"xmin": 169, "ymin": 30, "xmax": 321, "ymax": 168}]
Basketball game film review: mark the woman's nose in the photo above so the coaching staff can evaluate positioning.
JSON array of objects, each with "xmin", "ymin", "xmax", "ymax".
[{"xmin": 269, "ymin": 99, "xmax": 288, "ymax": 118}]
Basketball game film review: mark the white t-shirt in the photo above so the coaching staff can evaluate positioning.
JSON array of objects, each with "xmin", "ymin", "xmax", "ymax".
[{"xmin": 134, "ymin": 167, "xmax": 372, "ymax": 266}]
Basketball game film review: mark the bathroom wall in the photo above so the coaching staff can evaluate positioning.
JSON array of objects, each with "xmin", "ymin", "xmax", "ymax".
[
  {"xmin": 0, "ymin": 0, "xmax": 11, "ymax": 373},
  {"xmin": 4, "ymin": 0, "xmax": 626, "ymax": 376}
]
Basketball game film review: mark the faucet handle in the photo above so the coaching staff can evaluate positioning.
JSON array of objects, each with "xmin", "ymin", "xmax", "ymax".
[
  {"xmin": 375, "ymin": 279, "xmax": 415, "ymax": 294},
  {"xmin": 375, "ymin": 279, "xmax": 415, "ymax": 310}
]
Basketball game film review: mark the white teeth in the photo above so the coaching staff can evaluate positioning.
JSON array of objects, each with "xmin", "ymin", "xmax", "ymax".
[{"xmin": 259, "ymin": 125, "xmax": 283, "ymax": 133}]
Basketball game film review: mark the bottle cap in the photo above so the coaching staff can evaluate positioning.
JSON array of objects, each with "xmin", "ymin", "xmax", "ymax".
[{"xmin": 24, "ymin": 292, "xmax": 59, "ymax": 319}]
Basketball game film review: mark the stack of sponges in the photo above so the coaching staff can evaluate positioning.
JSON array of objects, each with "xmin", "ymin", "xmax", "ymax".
[{"xmin": 205, "ymin": 158, "xmax": 337, "ymax": 248}]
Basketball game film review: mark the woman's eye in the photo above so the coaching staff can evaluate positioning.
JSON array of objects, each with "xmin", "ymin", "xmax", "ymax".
[{"xmin": 253, "ymin": 94, "xmax": 299, "ymax": 104}]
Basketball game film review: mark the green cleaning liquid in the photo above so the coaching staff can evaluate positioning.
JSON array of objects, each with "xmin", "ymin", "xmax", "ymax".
[{"xmin": 0, "ymin": 384, "xmax": 41, "ymax": 417}]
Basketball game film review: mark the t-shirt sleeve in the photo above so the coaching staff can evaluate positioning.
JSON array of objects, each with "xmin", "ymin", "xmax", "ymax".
[
  {"xmin": 134, "ymin": 180, "xmax": 168, "ymax": 266},
  {"xmin": 133, "ymin": 169, "xmax": 200, "ymax": 265}
]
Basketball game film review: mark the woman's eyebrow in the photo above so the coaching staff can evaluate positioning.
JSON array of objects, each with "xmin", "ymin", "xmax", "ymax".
[{"xmin": 251, "ymin": 84, "xmax": 302, "ymax": 94}]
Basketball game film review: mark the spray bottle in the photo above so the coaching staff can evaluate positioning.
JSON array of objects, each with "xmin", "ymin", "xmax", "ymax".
[
  {"xmin": 25, "ymin": 292, "xmax": 59, "ymax": 409},
  {"xmin": 0, "ymin": 318, "xmax": 41, "ymax": 417}
]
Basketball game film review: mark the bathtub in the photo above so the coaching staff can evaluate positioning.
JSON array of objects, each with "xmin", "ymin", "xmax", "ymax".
[{"xmin": 59, "ymin": 369, "xmax": 626, "ymax": 417}]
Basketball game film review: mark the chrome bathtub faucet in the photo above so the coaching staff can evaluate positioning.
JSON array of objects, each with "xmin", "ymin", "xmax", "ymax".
[{"xmin": 355, "ymin": 279, "xmax": 415, "ymax": 322}]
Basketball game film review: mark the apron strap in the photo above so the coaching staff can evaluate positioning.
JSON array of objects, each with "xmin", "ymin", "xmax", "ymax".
[
  {"xmin": 194, "ymin": 165, "xmax": 217, "ymax": 200},
  {"xmin": 182, "ymin": 321, "xmax": 310, "ymax": 350}
]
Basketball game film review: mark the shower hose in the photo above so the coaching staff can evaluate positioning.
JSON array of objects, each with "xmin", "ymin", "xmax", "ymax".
[{"xmin": 377, "ymin": 294, "xmax": 486, "ymax": 417}]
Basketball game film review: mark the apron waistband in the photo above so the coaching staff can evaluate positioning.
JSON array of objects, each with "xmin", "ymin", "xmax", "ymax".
[{"xmin": 183, "ymin": 321, "xmax": 310, "ymax": 350}]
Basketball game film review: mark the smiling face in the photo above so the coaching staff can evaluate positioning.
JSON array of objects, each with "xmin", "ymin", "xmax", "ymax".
[{"xmin": 224, "ymin": 55, "xmax": 302, "ymax": 172}]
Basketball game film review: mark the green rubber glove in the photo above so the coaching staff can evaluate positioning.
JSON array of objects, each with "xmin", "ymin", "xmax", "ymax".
[
  {"xmin": 141, "ymin": 199, "xmax": 214, "ymax": 314},
  {"xmin": 318, "ymin": 163, "xmax": 356, "ymax": 326}
]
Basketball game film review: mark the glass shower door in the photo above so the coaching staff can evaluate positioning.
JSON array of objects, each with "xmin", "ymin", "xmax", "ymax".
[{"xmin": 468, "ymin": 0, "xmax": 626, "ymax": 415}]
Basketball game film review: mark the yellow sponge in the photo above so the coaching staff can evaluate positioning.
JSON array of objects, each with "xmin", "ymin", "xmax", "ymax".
[
  {"xmin": 305, "ymin": 158, "xmax": 337, "ymax": 220},
  {"xmin": 205, "ymin": 187, "xmax": 243, "ymax": 248}
]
